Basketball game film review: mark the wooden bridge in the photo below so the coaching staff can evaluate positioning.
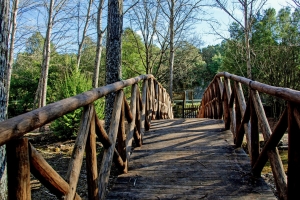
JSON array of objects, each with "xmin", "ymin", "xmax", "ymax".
[{"xmin": 0, "ymin": 72, "xmax": 299, "ymax": 199}]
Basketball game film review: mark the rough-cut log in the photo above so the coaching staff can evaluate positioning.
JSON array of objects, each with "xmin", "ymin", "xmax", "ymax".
[
  {"xmin": 123, "ymin": 95, "xmax": 133, "ymax": 123},
  {"xmin": 126, "ymin": 84, "xmax": 138, "ymax": 161},
  {"xmin": 0, "ymin": 74, "xmax": 154, "ymax": 146},
  {"xmin": 293, "ymin": 108, "xmax": 300, "ymax": 127},
  {"xmin": 86, "ymin": 113, "xmax": 99, "ymax": 200},
  {"xmin": 287, "ymin": 103, "xmax": 300, "ymax": 199},
  {"xmin": 252, "ymin": 108, "xmax": 288, "ymax": 176},
  {"xmin": 98, "ymin": 91, "xmax": 124, "ymax": 199},
  {"xmin": 235, "ymin": 102, "xmax": 250, "ymax": 147},
  {"xmin": 234, "ymin": 83, "xmax": 242, "ymax": 143},
  {"xmin": 224, "ymin": 78, "xmax": 236, "ymax": 135},
  {"xmin": 113, "ymin": 148, "xmax": 125, "ymax": 171},
  {"xmin": 7, "ymin": 138, "xmax": 30, "ymax": 200},
  {"xmin": 65, "ymin": 104, "xmax": 95, "ymax": 200},
  {"xmin": 250, "ymin": 91, "xmax": 259, "ymax": 167},
  {"xmin": 251, "ymin": 90, "xmax": 287, "ymax": 200},
  {"xmin": 141, "ymin": 80, "xmax": 148, "ymax": 137},
  {"xmin": 216, "ymin": 77, "xmax": 224, "ymax": 99},
  {"xmin": 234, "ymin": 82, "xmax": 251, "ymax": 154},
  {"xmin": 95, "ymin": 114, "xmax": 112, "ymax": 149},
  {"xmin": 29, "ymin": 143, "xmax": 81, "ymax": 199},
  {"xmin": 217, "ymin": 72, "xmax": 300, "ymax": 104},
  {"xmin": 117, "ymin": 98, "xmax": 127, "ymax": 173},
  {"xmin": 223, "ymin": 88, "xmax": 230, "ymax": 130},
  {"xmin": 134, "ymin": 92, "xmax": 142, "ymax": 146}
]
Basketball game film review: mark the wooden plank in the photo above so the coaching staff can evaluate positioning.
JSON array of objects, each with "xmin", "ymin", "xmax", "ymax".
[
  {"xmin": 251, "ymin": 90, "xmax": 287, "ymax": 200},
  {"xmin": 107, "ymin": 119, "xmax": 275, "ymax": 200},
  {"xmin": 65, "ymin": 104, "xmax": 94, "ymax": 200},
  {"xmin": 29, "ymin": 143, "xmax": 81, "ymax": 199},
  {"xmin": 7, "ymin": 138, "xmax": 31, "ymax": 200},
  {"xmin": 85, "ymin": 112, "xmax": 98, "ymax": 200},
  {"xmin": 0, "ymin": 74, "xmax": 154, "ymax": 146},
  {"xmin": 98, "ymin": 90, "xmax": 124, "ymax": 199},
  {"xmin": 287, "ymin": 103, "xmax": 300, "ymax": 199}
]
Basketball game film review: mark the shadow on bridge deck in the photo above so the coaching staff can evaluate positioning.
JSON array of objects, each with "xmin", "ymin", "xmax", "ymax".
[{"xmin": 106, "ymin": 118, "xmax": 276, "ymax": 200}]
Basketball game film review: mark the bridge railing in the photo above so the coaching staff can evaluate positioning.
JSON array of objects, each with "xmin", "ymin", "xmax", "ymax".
[
  {"xmin": 199, "ymin": 72, "xmax": 300, "ymax": 200},
  {"xmin": 0, "ymin": 74, "xmax": 173, "ymax": 200}
]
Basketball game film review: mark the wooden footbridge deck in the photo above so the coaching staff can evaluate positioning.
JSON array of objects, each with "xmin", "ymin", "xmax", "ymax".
[{"xmin": 106, "ymin": 118, "xmax": 275, "ymax": 199}]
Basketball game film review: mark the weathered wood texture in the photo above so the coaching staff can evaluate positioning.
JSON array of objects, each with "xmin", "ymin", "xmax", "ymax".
[
  {"xmin": 7, "ymin": 138, "xmax": 31, "ymax": 200},
  {"xmin": 106, "ymin": 119, "xmax": 275, "ymax": 200},
  {"xmin": 0, "ymin": 74, "xmax": 154, "ymax": 146}
]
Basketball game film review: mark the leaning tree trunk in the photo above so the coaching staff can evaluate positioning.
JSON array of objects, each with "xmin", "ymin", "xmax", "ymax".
[
  {"xmin": 169, "ymin": 0, "xmax": 175, "ymax": 101},
  {"xmin": 0, "ymin": 0, "xmax": 9, "ymax": 198},
  {"xmin": 105, "ymin": 0, "xmax": 123, "ymax": 131},
  {"xmin": 6, "ymin": 0, "xmax": 19, "ymax": 111},
  {"xmin": 39, "ymin": 0, "xmax": 54, "ymax": 108},
  {"xmin": 93, "ymin": 0, "xmax": 105, "ymax": 88}
]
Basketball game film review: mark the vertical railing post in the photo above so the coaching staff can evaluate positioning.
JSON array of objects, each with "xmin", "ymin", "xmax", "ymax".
[
  {"xmin": 287, "ymin": 102, "xmax": 300, "ymax": 199},
  {"xmin": 7, "ymin": 138, "xmax": 31, "ymax": 199},
  {"xmin": 250, "ymin": 90, "xmax": 259, "ymax": 167},
  {"xmin": 141, "ymin": 79, "xmax": 148, "ymax": 138},
  {"xmin": 86, "ymin": 111, "xmax": 99, "ymax": 199}
]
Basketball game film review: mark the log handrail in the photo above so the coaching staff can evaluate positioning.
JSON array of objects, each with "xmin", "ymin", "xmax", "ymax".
[
  {"xmin": 199, "ymin": 72, "xmax": 300, "ymax": 200},
  {"xmin": 1, "ymin": 74, "xmax": 173, "ymax": 199}
]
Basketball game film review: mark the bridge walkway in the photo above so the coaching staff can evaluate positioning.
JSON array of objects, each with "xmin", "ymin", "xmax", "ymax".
[{"xmin": 106, "ymin": 118, "xmax": 276, "ymax": 200}]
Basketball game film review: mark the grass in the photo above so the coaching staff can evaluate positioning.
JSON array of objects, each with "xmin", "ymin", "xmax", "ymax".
[{"xmin": 262, "ymin": 150, "xmax": 288, "ymax": 174}]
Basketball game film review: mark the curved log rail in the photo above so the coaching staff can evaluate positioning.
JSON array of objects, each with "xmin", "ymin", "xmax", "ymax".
[
  {"xmin": 1, "ymin": 74, "xmax": 173, "ymax": 200},
  {"xmin": 198, "ymin": 72, "xmax": 300, "ymax": 200}
]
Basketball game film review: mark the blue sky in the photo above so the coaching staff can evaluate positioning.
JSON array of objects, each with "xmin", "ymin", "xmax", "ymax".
[{"xmin": 199, "ymin": 0, "xmax": 295, "ymax": 47}]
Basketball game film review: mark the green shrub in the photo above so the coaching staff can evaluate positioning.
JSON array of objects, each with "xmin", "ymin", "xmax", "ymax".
[{"xmin": 50, "ymin": 71, "xmax": 93, "ymax": 139}]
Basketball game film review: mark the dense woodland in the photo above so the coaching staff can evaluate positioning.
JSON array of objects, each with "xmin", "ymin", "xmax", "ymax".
[{"xmin": 4, "ymin": 0, "xmax": 300, "ymax": 124}]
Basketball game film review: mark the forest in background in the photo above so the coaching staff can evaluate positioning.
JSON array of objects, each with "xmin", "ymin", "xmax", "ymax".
[{"xmin": 5, "ymin": 0, "xmax": 300, "ymax": 135}]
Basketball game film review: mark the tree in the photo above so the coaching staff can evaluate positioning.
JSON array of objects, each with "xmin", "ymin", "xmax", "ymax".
[
  {"xmin": 215, "ymin": 0, "xmax": 267, "ymax": 79},
  {"xmin": 158, "ymin": 0, "xmax": 203, "ymax": 100},
  {"xmin": 76, "ymin": 0, "xmax": 94, "ymax": 71},
  {"xmin": 6, "ymin": 0, "xmax": 19, "ymax": 112},
  {"xmin": 0, "ymin": 0, "xmax": 9, "ymax": 198},
  {"xmin": 93, "ymin": 0, "xmax": 106, "ymax": 88},
  {"xmin": 105, "ymin": 0, "xmax": 123, "ymax": 131},
  {"xmin": 122, "ymin": 28, "xmax": 145, "ymax": 79}
]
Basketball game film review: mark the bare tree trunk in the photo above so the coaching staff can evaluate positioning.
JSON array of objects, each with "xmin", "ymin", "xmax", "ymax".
[
  {"xmin": 6, "ymin": 0, "xmax": 19, "ymax": 111},
  {"xmin": 39, "ymin": 0, "xmax": 54, "ymax": 108},
  {"xmin": 169, "ymin": 0, "xmax": 174, "ymax": 101},
  {"xmin": 0, "ymin": 0, "xmax": 9, "ymax": 198},
  {"xmin": 93, "ymin": 0, "xmax": 105, "ymax": 88},
  {"xmin": 105, "ymin": 0, "xmax": 123, "ymax": 131},
  {"xmin": 76, "ymin": 0, "xmax": 94, "ymax": 71},
  {"xmin": 244, "ymin": 0, "xmax": 251, "ymax": 80}
]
